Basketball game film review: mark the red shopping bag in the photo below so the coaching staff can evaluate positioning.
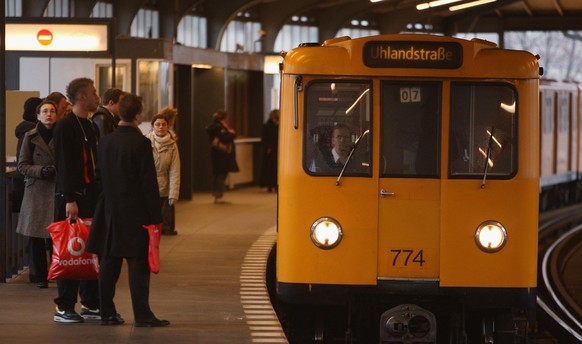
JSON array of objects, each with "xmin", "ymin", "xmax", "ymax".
[
  {"xmin": 47, "ymin": 218, "xmax": 99, "ymax": 280},
  {"xmin": 143, "ymin": 224, "xmax": 161, "ymax": 274}
]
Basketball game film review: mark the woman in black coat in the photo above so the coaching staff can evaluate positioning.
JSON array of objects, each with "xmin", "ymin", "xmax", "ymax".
[
  {"xmin": 259, "ymin": 109, "xmax": 279, "ymax": 192},
  {"xmin": 205, "ymin": 109, "xmax": 239, "ymax": 204}
]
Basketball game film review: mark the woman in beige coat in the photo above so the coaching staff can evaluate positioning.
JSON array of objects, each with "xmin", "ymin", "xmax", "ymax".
[
  {"xmin": 146, "ymin": 114, "xmax": 180, "ymax": 235},
  {"xmin": 16, "ymin": 100, "xmax": 58, "ymax": 288}
]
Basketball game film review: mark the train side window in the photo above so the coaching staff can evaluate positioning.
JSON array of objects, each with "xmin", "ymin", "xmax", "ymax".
[
  {"xmin": 303, "ymin": 81, "xmax": 372, "ymax": 177},
  {"xmin": 379, "ymin": 82, "xmax": 441, "ymax": 178},
  {"xmin": 449, "ymin": 83, "xmax": 517, "ymax": 179}
]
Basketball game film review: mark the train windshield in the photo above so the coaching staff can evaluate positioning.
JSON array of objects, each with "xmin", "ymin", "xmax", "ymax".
[
  {"xmin": 449, "ymin": 83, "xmax": 517, "ymax": 179},
  {"xmin": 380, "ymin": 82, "xmax": 441, "ymax": 178},
  {"xmin": 303, "ymin": 81, "xmax": 372, "ymax": 176}
]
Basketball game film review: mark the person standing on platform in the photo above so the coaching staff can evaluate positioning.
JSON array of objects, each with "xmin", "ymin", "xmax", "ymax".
[
  {"xmin": 260, "ymin": 109, "xmax": 279, "ymax": 192},
  {"xmin": 46, "ymin": 91, "xmax": 68, "ymax": 121},
  {"xmin": 87, "ymin": 93, "xmax": 170, "ymax": 327},
  {"xmin": 205, "ymin": 109, "xmax": 239, "ymax": 204},
  {"xmin": 158, "ymin": 106, "xmax": 178, "ymax": 141},
  {"xmin": 146, "ymin": 113, "xmax": 180, "ymax": 236},
  {"xmin": 52, "ymin": 77, "xmax": 101, "ymax": 323},
  {"xmin": 91, "ymin": 88, "xmax": 126, "ymax": 138},
  {"xmin": 16, "ymin": 100, "xmax": 58, "ymax": 288},
  {"xmin": 13, "ymin": 96, "xmax": 43, "ymax": 212}
]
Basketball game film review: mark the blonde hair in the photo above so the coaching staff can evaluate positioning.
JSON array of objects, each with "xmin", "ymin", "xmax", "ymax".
[{"xmin": 158, "ymin": 106, "xmax": 177, "ymax": 122}]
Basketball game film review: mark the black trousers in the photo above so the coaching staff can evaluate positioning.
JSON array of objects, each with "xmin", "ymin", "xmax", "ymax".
[
  {"xmin": 212, "ymin": 173, "xmax": 227, "ymax": 198},
  {"xmin": 99, "ymin": 255, "xmax": 155, "ymax": 322},
  {"xmin": 160, "ymin": 197, "xmax": 175, "ymax": 232},
  {"xmin": 54, "ymin": 188, "xmax": 100, "ymax": 311},
  {"xmin": 28, "ymin": 237, "xmax": 51, "ymax": 283}
]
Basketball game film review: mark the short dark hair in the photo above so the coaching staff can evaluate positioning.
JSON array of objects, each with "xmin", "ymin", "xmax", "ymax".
[
  {"xmin": 102, "ymin": 88, "xmax": 125, "ymax": 105},
  {"xmin": 150, "ymin": 114, "xmax": 168, "ymax": 126},
  {"xmin": 66, "ymin": 77, "xmax": 94, "ymax": 105},
  {"xmin": 118, "ymin": 93, "xmax": 143, "ymax": 122},
  {"xmin": 213, "ymin": 109, "xmax": 227, "ymax": 121},
  {"xmin": 36, "ymin": 99, "xmax": 58, "ymax": 114},
  {"xmin": 45, "ymin": 91, "xmax": 66, "ymax": 104}
]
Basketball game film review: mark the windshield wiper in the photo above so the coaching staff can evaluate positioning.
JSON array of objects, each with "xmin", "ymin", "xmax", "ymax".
[
  {"xmin": 336, "ymin": 130, "xmax": 370, "ymax": 186},
  {"xmin": 481, "ymin": 127, "xmax": 495, "ymax": 189}
]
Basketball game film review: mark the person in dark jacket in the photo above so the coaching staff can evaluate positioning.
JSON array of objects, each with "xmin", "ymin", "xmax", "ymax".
[
  {"xmin": 16, "ymin": 100, "xmax": 57, "ymax": 288},
  {"xmin": 13, "ymin": 96, "xmax": 43, "ymax": 212},
  {"xmin": 87, "ymin": 93, "xmax": 169, "ymax": 327},
  {"xmin": 46, "ymin": 91, "xmax": 68, "ymax": 121},
  {"xmin": 52, "ymin": 77, "xmax": 101, "ymax": 323},
  {"xmin": 259, "ymin": 109, "xmax": 279, "ymax": 192},
  {"xmin": 91, "ymin": 88, "xmax": 126, "ymax": 138},
  {"xmin": 205, "ymin": 109, "xmax": 239, "ymax": 204}
]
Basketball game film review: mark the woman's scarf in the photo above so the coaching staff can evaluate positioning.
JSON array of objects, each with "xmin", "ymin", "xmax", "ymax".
[{"xmin": 37, "ymin": 122, "xmax": 54, "ymax": 144}]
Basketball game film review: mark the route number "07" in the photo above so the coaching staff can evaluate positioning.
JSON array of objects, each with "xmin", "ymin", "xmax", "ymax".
[{"xmin": 390, "ymin": 249, "xmax": 425, "ymax": 267}]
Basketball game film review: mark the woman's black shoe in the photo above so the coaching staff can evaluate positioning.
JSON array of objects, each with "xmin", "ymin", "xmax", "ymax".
[
  {"xmin": 37, "ymin": 282, "xmax": 48, "ymax": 288},
  {"xmin": 134, "ymin": 318, "xmax": 170, "ymax": 327},
  {"xmin": 101, "ymin": 314, "xmax": 125, "ymax": 325}
]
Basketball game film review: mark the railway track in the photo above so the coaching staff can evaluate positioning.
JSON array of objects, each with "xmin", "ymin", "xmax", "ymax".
[{"xmin": 537, "ymin": 204, "xmax": 582, "ymax": 343}]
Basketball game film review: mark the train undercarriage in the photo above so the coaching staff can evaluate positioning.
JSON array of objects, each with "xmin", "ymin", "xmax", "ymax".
[{"xmin": 268, "ymin": 247, "xmax": 533, "ymax": 344}]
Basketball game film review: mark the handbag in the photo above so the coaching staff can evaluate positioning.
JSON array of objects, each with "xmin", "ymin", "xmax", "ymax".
[
  {"xmin": 211, "ymin": 137, "xmax": 232, "ymax": 153},
  {"xmin": 142, "ymin": 224, "xmax": 162, "ymax": 274},
  {"xmin": 47, "ymin": 218, "xmax": 99, "ymax": 280}
]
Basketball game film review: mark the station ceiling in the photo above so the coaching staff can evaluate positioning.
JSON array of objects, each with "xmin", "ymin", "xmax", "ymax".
[
  {"xmin": 22, "ymin": 1, "xmax": 582, "ymax": 49},
  {"xmin": 190, "ymin": 0, "xmax": 582, "ymax": 49}
]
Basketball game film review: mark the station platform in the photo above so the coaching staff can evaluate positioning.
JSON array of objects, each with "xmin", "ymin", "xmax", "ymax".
[{"xmin": 0, "ymin": 186, "xmax": 287, "ymax": 344}]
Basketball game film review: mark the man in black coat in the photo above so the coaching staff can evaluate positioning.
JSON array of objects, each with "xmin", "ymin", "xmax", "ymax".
[
  {"xmin": 91, "ymin": 88, "xmax": 125, "ymax": 138},
  {"xmin": 87, "ymin": 93, "xmax": 169, "ymax": 327},
  {"xmin": 53, "ymin": 78, "xmax": 101, "ymax": 323}
]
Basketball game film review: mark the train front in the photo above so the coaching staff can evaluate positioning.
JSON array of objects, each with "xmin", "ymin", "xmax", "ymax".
[{"xmin": 276, "ymin": 34, "xmax": 540, "ymax": 343}]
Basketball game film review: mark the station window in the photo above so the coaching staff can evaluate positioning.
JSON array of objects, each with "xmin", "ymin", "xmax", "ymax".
[
  {"xmin": 220, "ymin": 20, "xmax": 262, "ymax": 52},
  {"xmin": 303, "ymin": 81, "xmax": 372, "ymax": 177},
  {"xmin": 449, "ymin": 83, "xmax": 517, "ymax": 179},
  {"xmin": 380, "ymin": 82, "xmax": 441, "ymax": 178},
  {"xmin": 91, "ymin": 1, "xmax": 113, "ymax": 18},
  {"xmin": 43, "ymin": 0, "xmax": 73, "ymax": 17},
  {"xmin": 5, "ymin": 0, "xmax": 22, "ymax": 16},
  {"xmin": 130, "ymin": 8, "xmax": 160, "ymax": 39},
  {"xmin": 274, "ymin": 25, "xmax": 319, "ymax": 52},
  {"xmin": 177, "ymin": 15, "xmax": 208, "ymax": 48}
]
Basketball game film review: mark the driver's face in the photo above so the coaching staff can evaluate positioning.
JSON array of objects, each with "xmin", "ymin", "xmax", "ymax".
[{"xmin": 332, "ymin": 128, "xmax": 352, "ymax": 157}]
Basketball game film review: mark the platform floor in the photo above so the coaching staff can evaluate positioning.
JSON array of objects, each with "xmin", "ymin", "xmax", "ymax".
[{"xmin": 0, "ymin": 187, "xmax": 287, "ymax": 344}]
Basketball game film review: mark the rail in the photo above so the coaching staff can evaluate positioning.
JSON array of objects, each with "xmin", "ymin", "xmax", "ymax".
[
  {"xmin": 537, "ymin": 205, "xmax": 582, "ymax": 342},
  {"xmin": 0, "ymin": 170, "xmax": 28, "ymax": 282}
]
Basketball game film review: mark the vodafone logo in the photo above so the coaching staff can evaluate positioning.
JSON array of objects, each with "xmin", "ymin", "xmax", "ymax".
[
  {"xmin": 67, "ymin": 237, "xmax": 86, "ymax": 256},
  {"xmin": 37, "ymin": 29, "xmax": 53, "ymax": 46}
]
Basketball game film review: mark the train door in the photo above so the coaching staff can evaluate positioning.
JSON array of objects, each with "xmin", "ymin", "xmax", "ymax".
[
  {"xmin": 556, "ymin": 89, "xmax": 570, "ymax": 175},
  {"xmin": 539, "ymin": 86, "xmax": 556, "ymax": 185},
  {"xmin": 377, "ymin": 81, "xmax": 441, "ymax": 279}
]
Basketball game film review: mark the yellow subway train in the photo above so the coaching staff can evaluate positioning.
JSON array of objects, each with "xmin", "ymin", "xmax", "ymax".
[
  {"xmin": 275, "ymin": 34, "xmax": 540, "ymax": 343},
  {"xmin": 539, "ymin": 80, "xmax": 582, "ymax": 211}
]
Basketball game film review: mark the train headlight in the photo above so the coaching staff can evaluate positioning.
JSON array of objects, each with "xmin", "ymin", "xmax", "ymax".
[
  {"xmin": 475, "ymin": 220, "xmax": 507, "ymax": 253},
  {"xmin": 310, "ymin": 217, "xmax": 343, "ymax": 249}
]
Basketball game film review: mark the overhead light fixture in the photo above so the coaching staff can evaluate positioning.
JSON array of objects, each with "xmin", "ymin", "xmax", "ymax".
[
  {"xmin": 192, "ymin": 64, "xmax": 212, "ymax": 69},
  {"xmin": 449, "ymin": 0, "xmax": 496, "ymax": 11},
  {"xmin": 370, "ymin": 0, "xmax": 385, "ymax": 2},
  {"xmin": 416, "ymin": 0, "xmax": 462, "ymax": 10}
]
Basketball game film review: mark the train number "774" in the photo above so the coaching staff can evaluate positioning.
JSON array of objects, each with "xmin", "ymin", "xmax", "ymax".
[{"xmin": 390, "ymin": 249, "xmax": 425, "ymax": 267}]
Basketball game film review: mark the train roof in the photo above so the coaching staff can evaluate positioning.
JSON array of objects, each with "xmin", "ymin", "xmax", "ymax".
[{"xmin": 282, "ymin": 33, "xmax": 540, "ymax": 80}]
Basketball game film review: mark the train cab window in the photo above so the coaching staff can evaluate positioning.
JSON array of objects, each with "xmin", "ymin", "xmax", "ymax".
[
  {"xmin": 303, "ymin": 81, "xmax": 372, "ymax": 176},
  {"xmin": 380, "ymin": 82, "xmax": 441, "ymax": 178},
  {"xmin": 449, "ymin": 83, "xmax": 517, "ymax": 178}
]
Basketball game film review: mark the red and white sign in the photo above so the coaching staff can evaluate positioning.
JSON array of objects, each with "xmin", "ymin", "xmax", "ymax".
[
  {"xmin": 37, "ymin": 29, "xmax": 54, "ymax": 46},
  {"xmin": 6, "ymin": 23, "xmax": 108, "ymax": 52}
]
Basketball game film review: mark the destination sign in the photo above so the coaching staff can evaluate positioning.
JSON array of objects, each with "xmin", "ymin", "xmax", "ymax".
[{"xmin": 363, "ymin": 41, "xmax": 463, "ymax": 69}]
